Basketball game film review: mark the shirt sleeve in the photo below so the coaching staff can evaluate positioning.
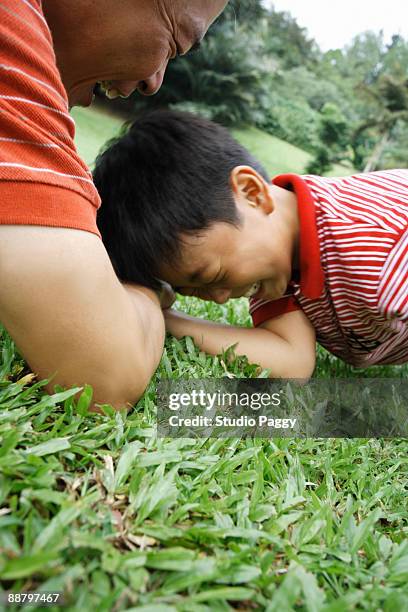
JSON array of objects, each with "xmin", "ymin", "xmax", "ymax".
[
  {"xmin": 0, "ymin": 0, "xmax": 101, "ymax": 236},
  {"xmin": 249, "ymin": 293, "xmax": 301, "ymax": 327},
  {"xmin": 377, "ymin": 229, "xmax": 408, "ymax": 323}
]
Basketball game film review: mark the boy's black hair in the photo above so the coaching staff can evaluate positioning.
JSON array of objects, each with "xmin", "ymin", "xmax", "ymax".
[{"xmin": 93, "ymin": 109, "xmax": 270, "ymax": 289}]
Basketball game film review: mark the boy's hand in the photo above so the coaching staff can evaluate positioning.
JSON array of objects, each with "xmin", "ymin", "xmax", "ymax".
[
  {"xmin": 157, "ymin": 281, "xmax": 176, "ymax": 310},
  {"xmin": 163, "ymin": 307, "xmax": 316, "ymax": 380},
  {"xmin": 124, "ymin": 280, "xmax": 175, "ymax": 309}
]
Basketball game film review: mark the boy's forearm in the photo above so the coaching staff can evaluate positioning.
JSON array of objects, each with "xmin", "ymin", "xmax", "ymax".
[{"xmin": 164, "ymin": 309, "xmax": 312, "ymax": 378}]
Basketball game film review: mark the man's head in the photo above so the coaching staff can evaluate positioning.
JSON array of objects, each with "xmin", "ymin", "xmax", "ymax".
[
  {"xmin": 42, "ymin": 0, "xmax": 227, "ymax": 107},
  {"xmin": 94, "ymin": 110, "xmax": 298, "ymax": 304}
]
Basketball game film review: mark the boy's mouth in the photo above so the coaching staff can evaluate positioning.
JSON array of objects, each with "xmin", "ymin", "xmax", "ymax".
[{"xmin": 243, "ymin": 281, "xmax": 261, "ymax": 298}]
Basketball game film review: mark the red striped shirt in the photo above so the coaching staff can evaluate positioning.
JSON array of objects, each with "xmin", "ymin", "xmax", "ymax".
[
  {"xmin": 250, "ymin": 171, "xmax": 408, "ymax": 367},
  {"xmin": 0, "ymin": 0, "xmax": 101, "ymax": 235}
]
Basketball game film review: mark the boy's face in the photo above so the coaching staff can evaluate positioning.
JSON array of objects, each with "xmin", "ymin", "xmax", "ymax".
[{"xmin": 159, "ymin": 166, "xmax": 298, "ymax": 304}]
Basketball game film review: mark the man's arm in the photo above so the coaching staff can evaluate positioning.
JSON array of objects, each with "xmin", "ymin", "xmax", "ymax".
[
  {"xmin": 0, "ymin": 226, "xmax": 165, "ymax": 410},
  {"xmin": 164, "ymin": 307, "xmax": 316, "ymax": 379}
]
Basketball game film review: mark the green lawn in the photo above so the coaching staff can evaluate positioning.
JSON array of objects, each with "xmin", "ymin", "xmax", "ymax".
[
  {"xmin": 1, "ymin": 314, "xmax": 407, "ymax": 610},
  {"xmin": 0, "ymin": 106, "xmax": 406, "ymax": 611},
  {"xmin": 71, "ymin": 106, "xmax": 124, "ymax": 167},
  {"xmin": 231, "ymin": 127, "xmax": 352, "ymax": 177}
]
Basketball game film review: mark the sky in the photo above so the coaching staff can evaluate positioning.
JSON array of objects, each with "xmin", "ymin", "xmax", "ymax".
[{"xmin": 263, "ymin": 0, "xmax": 408, "ymax": 51}]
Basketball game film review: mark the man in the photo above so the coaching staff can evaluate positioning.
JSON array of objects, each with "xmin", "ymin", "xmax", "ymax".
[{"xmin": 0, "ymin": 0, "xmax": 227, "ymax": 409}]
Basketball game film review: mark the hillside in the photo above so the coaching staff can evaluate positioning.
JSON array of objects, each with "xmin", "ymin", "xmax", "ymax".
[{"xmin": 71, "ymin": 106, "xmax": 353, "ymax": 177}]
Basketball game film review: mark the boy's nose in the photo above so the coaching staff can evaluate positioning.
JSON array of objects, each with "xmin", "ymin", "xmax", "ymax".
[{"xmin": 210, "ymin": 288, "xmax": 231, "ymax": 304}]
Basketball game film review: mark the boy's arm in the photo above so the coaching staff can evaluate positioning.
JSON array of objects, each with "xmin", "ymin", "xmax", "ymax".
[{"xmin": 164, "ymin": 307, "xmax": 316, "ymax": 379}]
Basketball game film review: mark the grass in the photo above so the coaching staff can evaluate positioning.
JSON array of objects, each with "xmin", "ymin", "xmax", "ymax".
[
  {"xmin": 0, "ymin": 107, "xmax": 407, "ymax": 610},
  {"xmin": 0, "ymin": 307, "xmax": 407, "ymax": 610},
  {"xmin": 231, "ymin": 127, "xmax": 352, "ymax": 177},
  {"xmin": 71, "ymin": 105, "xmax": 124, "ymax": 167}
]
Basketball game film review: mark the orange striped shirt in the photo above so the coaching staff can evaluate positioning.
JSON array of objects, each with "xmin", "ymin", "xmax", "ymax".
[{"xmin": 0, "ymin": 0, "xmax": 101, "ymax": 236}]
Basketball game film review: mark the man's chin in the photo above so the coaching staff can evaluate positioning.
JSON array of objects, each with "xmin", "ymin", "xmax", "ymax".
[{"xmin": 68, "ymin": 83, "xmax": 95, "ymax": 108}]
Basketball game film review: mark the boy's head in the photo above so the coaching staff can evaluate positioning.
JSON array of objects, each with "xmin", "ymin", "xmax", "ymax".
[{"xmin": 94, "ymin": 110, "xmax": 296, "ymax": 303}]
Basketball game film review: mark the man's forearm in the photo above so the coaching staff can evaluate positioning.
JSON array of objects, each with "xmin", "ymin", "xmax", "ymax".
[{"xmin": 164, "ymin": 309, "xmax": 309, "ymax": 378}]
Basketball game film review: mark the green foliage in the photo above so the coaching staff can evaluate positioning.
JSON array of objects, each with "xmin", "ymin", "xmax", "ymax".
[
  {"xmin": 307, "ymin": 103, "xmax": 350, "ymax": 174},
  {"xmin": 132, "ymin": 23, "xmax": 269, "ymax": 127},
  {"xmin": 92, "ymin": 3, "xmax": 408, "ymax": 171},
  {"xmin": 351, "ymin": 73, "xmax": 408, "ymax": 170},
  {"xmin": 212, "ymin": 0, "xmax": 267, "ymax": 29},
  {"xmin": 331, "ymin": 32, "xmax": 408, "ymax": 170},
  {"xmin": 262, "ymin": 90, "xmax": 319, "ymax": 153},
  {"xmin": 273, "ymin": 67, "xmax": 348, "ymax": 114},
  {"xmin": 262, "ymin": 8, "xmax": 320, "ymax": 69}
]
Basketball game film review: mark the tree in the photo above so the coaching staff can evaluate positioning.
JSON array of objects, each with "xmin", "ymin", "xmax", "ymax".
[
  {"xmin": 352, "ymin": 74, "xmax": 408, "ymax": 171},
  {"xmin": 324, "ymin": 31, "xmax": 408, "ymax": 170},
  {"xmin": 212, "ymin": 0, "xmax": 267, "ymax": 30},
  {"xmin": 307, "ymin": 103, "xmax": 350, "ymax": 174},
  {"xmin": 131, "ymin": 23, "xmax": 269, "ymax": 126},
  {"xmin": 262, "ymin": 8, "xmax": 320, "ymax": 68}
]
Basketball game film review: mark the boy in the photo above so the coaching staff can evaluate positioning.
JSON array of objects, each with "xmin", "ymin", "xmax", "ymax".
[{"xmin": 93, "ymin": 110, "xmax": 408, "ymax": 379}]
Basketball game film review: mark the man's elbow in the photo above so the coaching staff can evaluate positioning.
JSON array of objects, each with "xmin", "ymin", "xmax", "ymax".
[
  {"xmin": 92, "ymin": 378, "xmax": 148, "ymax": 412},
  {"xmin": 44, "ymin": 361, "xmax": 150, "ymax": 413},
  {"xmin": 42, "ymin": 333, "xmax": 162, "ymax": 413},
  {"xmin": 98, "ymin": 362, "xmax": 152, "ymax": 409},
  {"xmin": 94, "ymin": 301, "xmax": 165, "ymax": 410},
  {"xmin": 43, "ymin": 308, "xmax": 165, "ymax": 413}
]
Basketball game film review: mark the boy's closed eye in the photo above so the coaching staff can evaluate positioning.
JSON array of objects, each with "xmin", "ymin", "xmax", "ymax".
[
  {"xmin": 174, "ymin": 270, "xmax": 228, "ymax": 295},
  {"xmin": 173, "ymin": 286, "xmax": 214, "ymax": 299}
]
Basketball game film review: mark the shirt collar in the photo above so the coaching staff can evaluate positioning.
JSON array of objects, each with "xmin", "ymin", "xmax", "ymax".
[{"xmin": 272, "ymin": 173, "xmax": 324, "ymax": 300}]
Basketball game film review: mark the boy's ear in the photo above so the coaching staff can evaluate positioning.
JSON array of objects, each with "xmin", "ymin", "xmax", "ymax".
[{"xmin": 230, "ymin": 166, "xmax": 273, "ymax": 213}]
